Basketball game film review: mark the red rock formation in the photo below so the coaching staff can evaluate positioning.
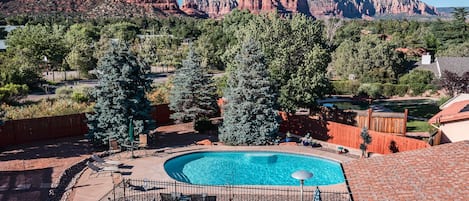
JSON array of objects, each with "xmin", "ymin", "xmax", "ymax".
[
  {"xmin": 181, "ymin": 0, "xmax": 438, "ymax": 18},
  {"xmin": 0, "ymin": 0, "xmax": 439, "ymax": 18}
]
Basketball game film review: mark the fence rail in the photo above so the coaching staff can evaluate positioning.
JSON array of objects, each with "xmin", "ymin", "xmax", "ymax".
[
  {"xmin": 0, "ymin": 104, "xmax": 172, "ymax": 147},
  {"xmin": 100, "ymin": 179, "xmax": 352, "ymax": 201}
]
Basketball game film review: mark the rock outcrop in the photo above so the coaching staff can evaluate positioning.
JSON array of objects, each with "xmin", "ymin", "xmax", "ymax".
[
  {"xmin": 181, "ymin": 0, "xmax": 438, "ymax": 18},
  {"xmin": 0, "ymin": 0, "xmax": 438, "ymax": 18}
]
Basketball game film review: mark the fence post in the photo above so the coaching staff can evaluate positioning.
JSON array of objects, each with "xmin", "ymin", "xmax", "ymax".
[
  {"xmin": 123, "ymin": 178, "xmax": 126, "ymax": 199},
  {"xmin": 403, "ymin": 108, "xmax": 408, "ymax": 134}
]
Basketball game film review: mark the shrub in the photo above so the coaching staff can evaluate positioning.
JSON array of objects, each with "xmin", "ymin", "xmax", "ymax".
[
  {"xmin": 399, "ymin": 69, "xmax": 435, "ymax": 95},
  {"xmin": 55, "ymin": 86, "xmax": 74, "ymax": 98},
  {"xmin": 1, "ymin": 99, "xmax": 93, "ymax": 120},
  {"xmin": 147, "ymin": 80, "xmax": 171, "ymax": 105},
  {"xmin": 358, "ymin": 83, "xmax": 382, "ymax": 98},
  {"xmin": 0, "ymin": 83, "xmax": 29, "ymax": 103},
  {"xmin": 194, "ymin": 117, "xmax": 213, "ymax": 133},
  {"xmin": 332, "ymin": 80, "xmax": 360, "ymax": 95},
  {"xmin": 71, "ymin": 86, "xmax": 92, "ymax": 103}
]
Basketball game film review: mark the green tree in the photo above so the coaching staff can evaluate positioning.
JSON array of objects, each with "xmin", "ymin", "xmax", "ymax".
[
  {"xmin": 64, "ymin": 23, "xmax": 99, "ymax": 77},
  {"xmin": 225, "ymin": 13, "xmax": 328, "ymax": 111},
  {"xmin": 169, "ymin": 46, "xmax": 218, "ymax": 124},
  {"xmin": 6, "ymin": 24, "xmax": 67, "ymax": 72},
  {"xmin": 360, "ymin": 127, "xmax": 372, "ymax": 158},
  {"xmin": 65, "ymin": 44, "xmax": 97, "ymax": 78},
  {"xmin": 101, "ymin": 22, "xmax": 139, "ymax": 42},
  {"xmin": 86, "ymin": 42, "xmax": 155, "ymax": 146},
  {"xmin": 219, "ymin": 38, "xmax": 279, "ymax": 145},
  {"xmin": 438, "ymin": 42, "xmax": 469, "ymax": 57},
  {"xmin": 399, "ymin": 69, "xmax": 435, "ymax": 95},
  {"xmin": 331, "ymin": 35, "xmax": 405, "ymax": 83},
  {"xmin": 279, "ymin": 46, "xmax": 331, "ymax": 113}
]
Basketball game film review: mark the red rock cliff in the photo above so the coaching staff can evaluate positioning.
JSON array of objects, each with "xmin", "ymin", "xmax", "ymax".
[{"xmin": 181, "ymin": 0, "xmax": 438, "ymax": 18}]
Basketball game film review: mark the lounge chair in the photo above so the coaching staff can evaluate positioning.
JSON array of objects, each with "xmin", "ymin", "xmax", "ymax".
[
  {"xmin": 86, "ymin": 161, "xmax": 120, "ymax": 177},
  {"xmin": 91, "ymin": 154, "xmax": 123, "ymax": 166},
  {"xmin": 160, "ymin": 193, "xmax": 178, "ymax": 201},
  {"xmin": 190, "ymin": 194, "xmax": 216, "ymax": 201}
]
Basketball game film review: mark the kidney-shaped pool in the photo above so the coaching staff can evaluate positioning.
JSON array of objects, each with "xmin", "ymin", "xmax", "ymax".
[{"xmin": 164, "ymin": 151, "xmax": 345, "ymax": 186}]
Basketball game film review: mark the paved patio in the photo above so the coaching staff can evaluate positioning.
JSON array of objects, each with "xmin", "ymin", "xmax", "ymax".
[
  {"xmin": 0, "ymin": 136, "xmax": 96, "ymax": 201},
  {"xmin": 69, "ymin": 144, "xmax": 357, "ymax": 201}
]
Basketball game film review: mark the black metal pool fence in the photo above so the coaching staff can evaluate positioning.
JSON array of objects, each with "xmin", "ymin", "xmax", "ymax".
[{"xmin": 99, "ymin": 179, "xmax": 352, "ymax": 201}]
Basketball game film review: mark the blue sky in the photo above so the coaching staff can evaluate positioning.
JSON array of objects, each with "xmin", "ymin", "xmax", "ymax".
[{"xmin": 422, "ymin": 0, "xmax": 469, "ymax": 7}]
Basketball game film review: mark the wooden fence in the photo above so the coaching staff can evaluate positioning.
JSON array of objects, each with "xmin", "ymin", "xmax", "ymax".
[
  {"xmin": 355, "ymin": 109, "xmax": 408, "ymax": 135},
  {"xmin": 0, "ymin": 104, "xmax": 172, "ymax": 147},
  {"xmin": 326, "ymin": 121, "xmax": 430, "ymax": 154},
  {"xmin": 280, "ymin": 114, "xmax": 430, "ymax": 155}
]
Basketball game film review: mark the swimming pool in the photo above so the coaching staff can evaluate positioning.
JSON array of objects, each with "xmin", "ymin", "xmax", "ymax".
[{"xmin": 164, "ymin": 151, "xmax": 345, "ymax": 186}]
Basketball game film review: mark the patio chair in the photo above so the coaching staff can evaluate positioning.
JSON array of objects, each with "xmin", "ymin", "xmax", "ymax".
[
  {"xmin": 91, "ymin": 154, "xmax": 123, "ymax": 167},
  {"xmin": 108, "ymin": 139, "xmax": 122, "ymax": 160},
  {"xmin": 86, "ymin": 161, "xmax": 120, "ymax": 177},
  {"xmin": 137, "ymin": 134, "xmax": 149, "ymax": 156},
  {"xmin": 160, "ymin": 193, "xmax": 178, "ymax": 201},
  {"xmin": 190, "ymin": 194, "xmax": 216, "ymax": 201}
]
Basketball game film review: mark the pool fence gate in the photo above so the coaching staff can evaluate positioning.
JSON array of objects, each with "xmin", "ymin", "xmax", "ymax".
[{"xmin": 99, "ymin": 179, "xmax": 352, "ymax": 201}]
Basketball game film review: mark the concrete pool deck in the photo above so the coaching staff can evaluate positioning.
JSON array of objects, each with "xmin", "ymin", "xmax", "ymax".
[{"xmin": 69, "ymin": 145, "xmax": 358, "ymax": 201}]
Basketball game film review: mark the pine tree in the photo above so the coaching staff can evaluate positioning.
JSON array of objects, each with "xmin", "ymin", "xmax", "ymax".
[
  {"xmin": 219, "ymin": 38, "xmax": 279, "ymax": 145},
  {"xmin": 169, "ymin": 46, "xmax": 218, "ymax": 124},
  {"xmin": 86, "ymin": 42, "xmax": 155, "ymax": 146}
]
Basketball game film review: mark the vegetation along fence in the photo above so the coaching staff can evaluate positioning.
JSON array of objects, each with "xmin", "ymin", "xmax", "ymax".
[
  {"xmin": 99, "ymin": 179, "xmax": 352, "ymax": 201},
  {"xmin": 0, "ymin": 104, "xmax": 172, "ymax": 147},
  {"xmin": 280, "ymin": 114, "xmax": 430, "ymax": 154}
]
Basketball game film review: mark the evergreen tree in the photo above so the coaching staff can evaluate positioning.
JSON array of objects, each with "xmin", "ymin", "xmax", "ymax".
[
  {"xmin": 169, "ymin": 46, "xmax": 218, "ymax": 124},
  {"xmin": 360, "ymin": 127, "xmax": 372, "ymax": 158},
  {"xmin": 86, "ymin": 42, "xmax": 155, "ymax": 146},
  {"xmin": 219, "ymin": 38, "xmax": 279, "ymax": 145}
]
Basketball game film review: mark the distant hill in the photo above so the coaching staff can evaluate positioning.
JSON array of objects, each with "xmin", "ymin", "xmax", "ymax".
[{"xmin": 437, "ymin": 7, "xmax": 469, "ymax": 16}]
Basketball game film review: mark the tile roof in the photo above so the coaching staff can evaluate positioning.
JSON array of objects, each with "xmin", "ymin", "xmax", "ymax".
[
  {"xmin": 428, "ymin": 100, "xmax": 469, "ymax": 124},
  {"xmin": 342, "ymin": 141, "xmax": 469, "ymax": 201}
]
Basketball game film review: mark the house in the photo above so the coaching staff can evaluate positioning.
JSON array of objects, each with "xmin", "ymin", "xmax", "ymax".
[
  {"xmin": 439, "ymin": 93, "xmax": 469, "ymax": 109},
  {"xmin": 416, "ymin": 55, "xmax": 469, "ymax": 78},
  {"xmin": 428, "ymin": 100, "xmax": 469, "ymax": 144},
  {"xmin": 343, "ymin": 140, "xmax": 469, "ymax": 200}
]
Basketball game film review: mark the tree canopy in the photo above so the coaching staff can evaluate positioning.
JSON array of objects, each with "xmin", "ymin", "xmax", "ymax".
[
  {"xmin": 86, "ymin": 42, "xmax": 155, "ymax": 146},
  {"xmin": 219, "ymin": 38, "xmax": 279, "ymax": 145},
  {"xmin": 169, "ymin": 46, "xmax": 218, "ymax": 124}
]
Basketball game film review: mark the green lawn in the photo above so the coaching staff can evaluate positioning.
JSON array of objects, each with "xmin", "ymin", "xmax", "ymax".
[
  {"xmin": 375, "ymin": 99, "xmax": 440, "ymax": 119},
  {"xmin": 406, "ymin": 120, "xmax": 431, "ymax": 132}
]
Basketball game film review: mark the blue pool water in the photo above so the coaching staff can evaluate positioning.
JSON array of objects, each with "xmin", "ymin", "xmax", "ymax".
[{"xmin": 164, "ymin": 151, "xmax": 345, "ymax": 186}]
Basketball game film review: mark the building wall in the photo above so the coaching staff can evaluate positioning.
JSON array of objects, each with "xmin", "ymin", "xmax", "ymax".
[{"xmin": 440, "ymin": 120, "xmax": 469, "ymax": 142}]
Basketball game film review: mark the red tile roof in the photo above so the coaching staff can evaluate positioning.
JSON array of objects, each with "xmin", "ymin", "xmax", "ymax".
[
  {"xmin": 428, "ymin": 100, "xmax": 469, "ymax": 124},
  {"xmin": 342, "ymin": 141, "xmax": 469, "ymax": 200}
]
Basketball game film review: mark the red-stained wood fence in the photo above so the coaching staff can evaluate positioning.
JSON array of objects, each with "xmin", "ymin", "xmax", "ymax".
[
  {"xmin": 326, "ymin": 121, "xmax": 430, "ymax": 154},
  {"xmin": 0, "ymin": 104, "xmax": 172, "ymax": 147},
  {"xmin": 355, "ymin": 109, "xmax": 408, "ymax": 135},
  {"xmin": 280, "ymin": 113, "xmax": 430, "ymax": 154}
]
